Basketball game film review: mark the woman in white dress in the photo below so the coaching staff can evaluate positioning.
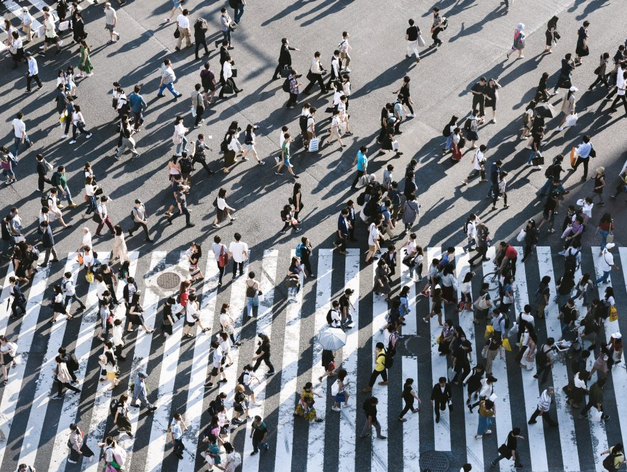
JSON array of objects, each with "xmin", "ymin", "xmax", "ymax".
[{"xmin": 112, "ymin": 225, "xmax": 129, "ymax": 264}]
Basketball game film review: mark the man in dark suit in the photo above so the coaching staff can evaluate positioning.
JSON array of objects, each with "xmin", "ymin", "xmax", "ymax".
[
  {"xmin": 9, "ymin": 276, "xmax": 26, "ymax": 318},
  {"xmin": 272, "ymin": 38, "xmax": 299, "ymax": 81},
  {"xmin": 346, "ymin": 200, "xmax": 356, "ymax": 241},
  {"xmin": 431, "ymin": 376, "xmax": 452, "ymax": 423},
  {"xmin": 40, "ymin": 221, "xmax": 59, "ymax": 265}
]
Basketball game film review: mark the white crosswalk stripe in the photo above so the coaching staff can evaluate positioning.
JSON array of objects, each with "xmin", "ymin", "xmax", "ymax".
[{"xmin": 3, "ymin": 246, "xmax": 627, "ymax": 472}]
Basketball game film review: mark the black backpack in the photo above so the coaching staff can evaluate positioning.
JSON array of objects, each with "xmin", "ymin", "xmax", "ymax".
[
  {"xmin": 228, "ymin": 0, "xmax": 238, "ymax": 8},
  {"xmin": 326, "ymin": 309, "xmax": 335, "ymax": 325},
  {"xmin": 40, "ymin": 191, "xmax": 51, "ymax": 209},
  {"xmin": 442, "ymin": 123, "xmax": 452, "ymax": 137},
  {"xmin": 464, "ymin": 118, "xmax": 472, "ymax": 131},
  {"xmin": 238, "ymin": 371, "xmax": 246, "ymax": 385},
  {"xmin": 544, "ymin": 164, "xmax": 554, "ymax": 179},
  {"xmin": 536, "ymin": 345, "xmax": 548, "ymax": 366},
  {"xmin": 565, "ymin": 250, "xmax": 578, "ymax": 273},
  {"xmin": 356, "ymin": 191, "xmax": 367, "ymax": 206},
  {"xmin": 220, "ymin": 137, "xmax": 229, "ymax": 153},
  {"xmin": 180, "ymin": 156, "xmax": 193, "ymax": 174},
  {"xmin": 68, "ymin": 353, "xmax": 79, "ymax": 371},
  {"xmin": 603, "ymin": 451, "xmax": 618, "ymax": 471},
  {"xmin": 282, "ymin": 78, "xmax": 291, "ymax": 93},
  {"xmin": 384, "ymin": 350, "xmax": 394, "ymax": 369}
]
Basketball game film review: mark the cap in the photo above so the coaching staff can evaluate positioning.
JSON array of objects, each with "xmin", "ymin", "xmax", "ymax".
[
  {"xmin": 137, "ymin": 371, "xmax": 148, "ymax": 379},
  {"xmin": 135, "ymin": 199, "xmax": 142, "ymax": 204},
  {"xmin": 345, "ymin": 288, "xmax": 355, "ymax": 295},
  {"xmin": 22, "ymin": 6, "xmax": 28, "ymax": 11},
  {"xmin": 606, "ymin": 243, "xmax": 615, "ymax": 250},
  {"xmin": 516, "ymin": 23, "xmax": 525, "ymax": 31},
  {"xmin": 569, "ymin": 86, "xmax": 579, "ymax": 92},
  {"xmin": 105, "ymin": 2, "xmax": 111, "ymax": 5},
  {"xmin": 613, "ymin": 333, "xmax": 622, "ymax": 340}
]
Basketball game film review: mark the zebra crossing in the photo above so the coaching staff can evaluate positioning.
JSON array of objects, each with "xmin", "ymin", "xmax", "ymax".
[{"xmin": 0, "ymin": 244, "xmax": 626, "ymax": 471}]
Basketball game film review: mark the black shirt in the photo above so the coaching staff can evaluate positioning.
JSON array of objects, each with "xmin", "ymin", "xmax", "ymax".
[
  {"xmin": 471, "ymin": 82, "xmax": 487, "ymax": 98},
  {"xmin": 363, "ymin": 398, "xmax": 378, "ymax": 419},
  {"xmin": 406, "ymin": 26, "xmax": 419, "ymax": 41},
  {"xmin": 506, "ymin": 432, "xmax": 518, "ymax": 451}
]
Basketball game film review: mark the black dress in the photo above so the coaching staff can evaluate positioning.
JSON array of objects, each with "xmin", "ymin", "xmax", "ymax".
[{"xmin": 576, "ymin": 27, "xmax": 589, "ymax": 57}]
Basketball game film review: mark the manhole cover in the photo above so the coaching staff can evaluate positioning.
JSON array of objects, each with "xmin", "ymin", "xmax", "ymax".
[
  {"xmin": 419, "ymin": 451, "xmax": 450, "ymax": 472},
  {"xmin": 156, "ymin": 272, "xmax": 182, "ymax": 290}
]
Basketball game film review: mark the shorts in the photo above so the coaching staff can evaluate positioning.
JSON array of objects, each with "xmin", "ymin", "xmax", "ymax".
[
  {"xmin": 244, "ymin": 384, "xmax": 254, "ymax": 396},
  {"xmin": 284, "ymin": 157, "xmax": 292, "ymax": 167},
  {"xmin": 368, "ymin": 245, "xmax": 376, "ymax": 252},
  {"xmin": 432, "ymin": 303, "xmax": 442, "ymax": 314},
  {"xmin": 203, "ymin": 85, "xmax": 215, "ymax": 93},
  {"xmin": 542, "ymin": 211, "xmax": 554, "ymax": 222},
  {"xmin": 105, "ymin": 24, "xmax": 114, "ymax": 32},
  {"xmin": 44, "ymin": 36, "xmax": 58, "ymax": 45},
  {"xmin": 172, "ymin": 0, "xmax": 182, "ymax": 8},
  {"xmin": 211, "ymin": 366, "xmax": 223, "ymax": 377},
  {"xmin": 245, "ymin": 144, "xmax": 254, "ymax": 151},
  {"xmin": 2, "ymin": 353, "xmax": 14, "ymax": 366},
  {"xmin": 334, "ymin": 392, "xmax": 346, "ymax": 403},
  {"xmin": 185, "ymin": 320, "xmax": 196, "ymax": 327}
]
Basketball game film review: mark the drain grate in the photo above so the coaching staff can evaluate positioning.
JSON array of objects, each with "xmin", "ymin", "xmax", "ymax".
[
  {"xmin": 419, "ymin": 451, "xmax": 450, "ymax": 472},
  {"xmin": 156, "ymin": 272, "xmax": 182, "ymax": 290}
]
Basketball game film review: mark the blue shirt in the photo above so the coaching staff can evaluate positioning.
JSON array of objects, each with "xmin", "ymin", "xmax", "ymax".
[
  {"xmin": 128, "ymin": 92, "xmax": 147, "ymax": 113},
  {"xmin": 337, "ymin": 214, "xmax": 350, "ymax": 236},
  {"xmin": 576, "ymin": 142, "xmax": 592, "ymax": 159},
  {"xmin": 356, "ymin": 151, "xmax": 367, "ymax": 172}
]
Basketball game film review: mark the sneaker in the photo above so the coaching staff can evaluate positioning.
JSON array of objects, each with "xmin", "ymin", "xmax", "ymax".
[
  {"xmin": 332, "ymin": 406, "xmax": 341, "ymax": 412},
  {"xmin": 86, "ymin": 133, "xmax": 92, "ymax": 139},
  {"xmin": 52, "ymin": 395, "xmax": 64, "ymax": 400},
  {"xmin": 69, "ymin": 140, "xmax": 77, "ymax": 144},
  {"xmin": 67, "ymin": 459, "xmax": 78, "ymax": 464}
]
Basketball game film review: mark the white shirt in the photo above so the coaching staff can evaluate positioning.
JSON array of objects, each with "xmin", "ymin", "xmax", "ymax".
[
  {"xmin": 212, "ymin": 344, "xmax": 223, "ymax": 368},
  {"xmin": 310, "ymin": 57, "xmax": 322, "ymax": 74},
  {"xmin": 219, "ymin": 312, "xmax": 233, "ymax": 331},
  {"xmin": 466, "ymin": 220, "xmax": 477, "ymax": 240},
  {"xmin": 617, "ymin": 66, "xmax": 625, "ymax": 96},
  {"xmin": 97, "ymin": 202, "xmax": 108, "ymax": 218},
  {"xmin": 85, "ymin": 183, "xmax": 96, "ymax": 197},
  {"xmin": 176, "ymin": 14, "xmax": 190, "ymax": 29},
  {"xmin": 279, "ymin": 130, "xmax": 287, "ymax": 149},
  {"xmin": 96, "ymin": 281, "xmax": 107, "ymax": 300},
  {"xmin": 44, "ymin": 16, "xmax": 56, "ymax": 39},
  {"xmin": 367, "ymin": 223, "xmax": 379, "ymax": 246},
  {"xmin": 229, "ymin": 241, "xmax": 248, "ymax": 263},
  {"xmin": 82, "ymin": 232, "xmax": 92, "ymax": 248},
  {"xmin": 222, "ymin": 61, "xmax": 232, "ymax": 80},
  {"xmin": 174, "ymin": 122, "xmax": 186, "ymax": 139},
  {"xmin": 212, "ymin": 242, "xmax": 227, "ymax": 261},
  {"xmin": 219, "ymin": 338, "xmax": 231, "ymax": 355},
  {"xmin": 62, "ymin": 278, "xmax": 76, "ymax": 296},
  {"xmin": 12, "ymin": 119, "xmax": 26, "ymax": 139},
  {"xmin": 112, "ymin": 324, "xmax": 124, "ymax": 346},
  {"xmin": 473, "ymin": 150, "xmax": 485, "ymax": 171},
  {"xmin": 21, "ymin": 11, "xmax": 34, "ymax": 26},
  {"xmin": 185, "ymin": 300, "xmax": 199, "ymax": 323}
]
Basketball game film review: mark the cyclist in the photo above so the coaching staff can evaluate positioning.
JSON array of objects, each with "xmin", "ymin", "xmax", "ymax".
[{"xmin": 495, "ymin": 241, "xmax": 518, "ymax": 279}]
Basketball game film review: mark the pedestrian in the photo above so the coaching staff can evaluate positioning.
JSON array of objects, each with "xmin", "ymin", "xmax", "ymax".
[
  {"xmin": 296, "ymin": 236, "xmax": 315, "ymax": 278},
  {"xmin": 405, "ymin": 19, "xmax": 422, "ymax": 63},
  {"xmin": 575, "ymin": 21, "xmax": 590, "ymax": 65},
  {"xmin": 553, "ymin": 53, "xmax": 576, "ymax": 94},
  {"xmin": 75, "ymin": 39, "xmax": 94, "ymax": 78},
  {"xmin": 537, "ymin": 192, "xmax": 559, "ymax": 234},
  {"xmin": 475, "ymin": 398, "xmax": 495, "ymax": 439},
  {"xmin": 252, "ymin": 333, "xmax": 275, "ymax": 375},
  {"xmin": 157, "ymin": 59, "xmax": 182, "ymax": 100},
  {"xmin": 219, "ymin": 53, "xmax": 241, "ymax": 98},
  {"xmin": 20, "ymin": 7, "xmax": 35, "ymax": 42},
  {"xmin": 220, "ymin": 8, "xmax": 233, "ymax": 48},
  {"xmin": 430, "ymin": 376, "xmax": 452, "ymax": 423},
  {"xmin": 595, "ymin": 243, "xmax": 618, "ymax": 285},
  {"xmin": 114, "ymin": 116, "xmax": 140, "ymax": 160},
  {"xmin": 67, "ymin": 423, "xmax": 94, "ymax": 464},
  {"xmin": 104, "ymin": 3, "xmax": 120, "ymax": 43},
  {"xmin": 286, "ymin": 68, "xmax": 301, "ymax": 110},
  {"xmin": 360, "ymin": 396, "xmax": 386, "ymax": 439},
  {"xmin": 211, "ymin": 235, "xmax": 228, "ymax": 287},
  {"xmin": 95, "ymin": 195, "xmax": 115, "ymax": 236},
  {"xmin": 175, "ymin": 9, "xmax": 191, "ymax": 51},
  {"xmin": 39, "ymin": 221, "xmax": 60, "ymax": 266},
  {"xmin": 249, "ymin": 416, "xmax": 270, "ymax": 455},
  {"xmin": 131, "ymin": 371, "xmax": 157, "ymax": 411},
  {"xmin": 168, "ymin": 185, "xmax": 194, "ymax": 228},
  {"xmin": 275, "ymin": 134, "xmax": 299, "ymax": 179},
  {"xmin": 244, "ymin": 272, "xmax": 261, "ymax": 318},
  {"xmin": 361, "ymin": 342, "xmax": 388, "ymax": 393},
  {"xmin": 241, "ymin": 124, "xmax": 264, "ymax": 164},
  {"xmin": 302, "ymin": 52, "xmax": 327, "ymax": 94},
  {"xmin": 273, "ymin": 38, "xmax": 299, "ymax": 80},
  {"xmin": 533, "ymin": 338, "xmax": 556, "ymax": 383},
  {"xmin": 170, "ymin": 413, "xmax": 187, "ymax": 459},
  {"xmin": 609, "ymin": 69, "xmax": 627, "ymax": 115},
  {"xmin": 68, "ymin": 105, "xmax": 93, "ymax": 145},
  {"xmin": 465, "ymin": 110, "xmax": 480, "ymax": 148},
  {"xmin": 471, "ymin": 77, "xmax": 488, "ymax": 123},
  {"xmin": 491, "ymin": 170, "xmax": 508, "ymax": 211},
  {"xmin": 589, "ymin": 53, "xmax": 611, "ymax": 92},
  {"xmin": 490, "ymin": 428, "xmax": 524, "ymax": 468},
  {"xmin": 600, "ymin": 443, "xmax": 626, "ymax": 471},
  {"xmin": 11, "ymin": 112, "xmax": 33, "ymax": 159},
  {"xmin": 0, "ymin": 335, "xmax": 18, "ymax": 385},
  {"xmin": 42, "ymin": 11, "xmax": 63, "ymax": 55},
  {"xmin": 53, "ymin": 355, "xmax": 81, "ymax": 399},
  {"xmin": 506, "ymin": 23, "xmax": 526, "ymax": 60},
  {"xmin": 72, "ymin": 10, "xmax": 87, "ymax": 44},
  {"xmin": 398, "ymin": 378, "xmax": 420, "ymax": 422},
  {"xmin": 229, "ymin": 232, "xmax": 248, "ymax": 277},
  {"xmin": 544, "ymin": 16, "xmax": 559, "ymax": 54},
  {"xmin": 431, "ymin": 7, "xmax": 444, "ymax": 48},
  {"xmin": 126, "ymin": 199, "xmax": 151, "ymax": 242},
  {"xmin": 62, "ymin": 271, "xmax": 85, "ymax": 312}
]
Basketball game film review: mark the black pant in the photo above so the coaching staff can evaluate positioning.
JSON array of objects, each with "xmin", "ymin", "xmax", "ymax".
[
  {"xmin": 287, "ymin": 92, "xmax": 298, "ymax": 108},
  {"xmin": 253, "ymin": 354, "xmax": 274, "ymax": 372},
  {"xmin": 472, "ymin": 96, "xmax": 485, "ymax": 117},
  {"xmin": 219, "ymin": 78, "xmax": 239, "ymax": 98},
  {"xmin": 38, "ymin": 172, "xmax": 51, "ymax": 192},
  {"xmin": 589, "ymin": 74, "xmax": 610, "ymax": 90},
  {"xmin": 273, "ymin": 62, "xmax": 291, "ymax": 80},
  {"xmin": 573, "ymin": 157, "xmax": 589, "ymax": 179},
  {"xmin": 303, "ymin": 73, "xmax": 326, "ymax": 94},
  {"xmin": 131, "ymin": 110, "xmax": 144, "ymax": 130},
  {"xmin": 535, "ymin": 362, "xmax": 552, "ymax": 383},
  {"xmin": 469, "ymin": 245, "xmax": 487, "ymax": 265},
  {"xmin": 432, "ymin": 27, "xmax": 442, "ymax": 45},
  {"xmin": 194, "ymin": 106, "xmax": 205, "ymax": 126},
  {"xmin": 195, "ymin": 39, "xmax": 209, "ymax": 59},
  {"xmin": 129, "ymin": 221, "xmax": 150, "ymax": 239},
  {"xmin": 611, "ymin": 94, "xmax": 627, "ymax": 113},
  {"xmin": 581, "ymin": 398, "xmax": 603, "ymax": 416},
  {"xmin": 401, "ymin": 96, "xmax": 414, "ymax": 115},
  {"xmin": 433, "ymin": 399, "xmax": 447, "ymax": 421},
  {"xmin": 64, "ymin": 294, "xmax": 86, "ymax": 310},
  {"xmin": 27, "ymin": 73, "xmax": 42, "ymax": 91},
  {"xmin": 11, "ymin": 299, "xmax": 26, "ymax": 318},
  {"xmin": 193, "ymin": 156, "xmax": 213, "ymax": 175},
  {"xmin": 232, "ymin": 261, "xmax": 244, "ymax": 277},
  {"xmin": 368, "ymin": 368, "xmax": 387, "ymax": 387},
  {"xmin": 301, "ymin": 257, "xmax": 314, "ymax": 276},
  {"xmin": 399, "ymin": 397, "xmax": 415, "ymax": 418},
  {"xmin": 57, "ymin": 379, "xmax": 81, "ymax": 396},
  {"xmin": 169, "ymin": 206, "xmax": 191, "ymax": 225},
  {"xmin": 336, "ymin": 235, "xmax": 347, "ymax": 251},
  {"xmin": 216, "ymin": 262, "xmax": 225, "ymax": 284},
  {"xmin": 529, "ymin": 408, "xmax": 557, "ymax": 426},
  {"xmin": 351, "ymin": 170, "xmax": 365, "ymax": 189}
]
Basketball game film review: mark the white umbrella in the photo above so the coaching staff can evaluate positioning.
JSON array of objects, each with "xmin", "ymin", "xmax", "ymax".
[{"xmin": 318, "ymin": 327, "xmax": 347, "ymax": 351}]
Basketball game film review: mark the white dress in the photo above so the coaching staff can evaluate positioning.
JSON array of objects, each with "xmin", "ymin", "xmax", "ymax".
[{"xmin": 112, "ymin": 233, "xmax": 129, "ymax": 262}]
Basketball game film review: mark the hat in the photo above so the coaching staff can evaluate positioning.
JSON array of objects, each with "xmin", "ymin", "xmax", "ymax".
[
  {"xmin": 345, "ymin": 288, "xmax": 355, "ymax": 295},
  {"xmin": 613, "ymin": 333, "xmax": 622, "ymax": 340},
  {"xmin": 137, "ymin": 371, "xmax": 148, "ymax": 379},
  {"xmin": 569, "ymin": 86, "xmax": 579, "ymax": 92},
  {"xmin": 135, "ymin": 199, "xmax": 142, "ymax": 204},
  {"xmin": 105, "ymin": 2, "xmax": 111, "ymax": 5},
  {"xmin": 516, "ymin": 23, "xmax": 525, "ymax": 31},
  {"xmin": 606, "ymin": 243, "xmax": 615, "ymax": 250},
  {"xmin": 22, "ymin": 6, "xmax": 28, "ymax": 11}
]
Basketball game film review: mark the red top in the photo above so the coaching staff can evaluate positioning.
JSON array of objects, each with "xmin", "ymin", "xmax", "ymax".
[{"xmin": 504, "ymin": 245, "xmax": 518, "ymax": 259}]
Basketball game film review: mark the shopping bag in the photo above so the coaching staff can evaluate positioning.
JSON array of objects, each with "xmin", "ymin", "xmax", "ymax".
[
  {"xmin": 564, "ymin": 113, "xmax": 578, "ymax": 128},
  {"xmin": 58, "ymin": 21, "xmax": 70, "ymax": 32},
  {"xmin": 607, "ymin": 232, "xmax": 614, "ymax": 244},
  {"xmin": 447, "ymin": 367, "xmax": 456, "ymax": 382},
  {"xmin": 331, "ymin": 380, "xmax": 339, "ymax": 396},
  {"xmin": 502, "ymin": 338, "xmax": 512, "ymax": 352},
  {"xmin": 610, "ymin": 306, "xmax": 618, "ymax": 322},
  {"xmin": 484, "ymin": 325, "xmax": 494, "ymax": 340},
  {"xmin": 190, "ymin": 106, "xmax": 197, "ymax": 118},
  {"xmin": 417, "ymin": 34, "xmax": 426, "ymax": 47},
  {"xmin": 308, "ymin": 138, "xmax": 319, "ymax": 152},
  {"xmin": 280, "ymin": 66, "xmax": 291, "ymax": 78},
  {"xmin": 516, "ymin": 228, "xmax": 526, "ymax": 242},
  {"xmin": 391, "ymin": 140, "xmax": 399, "ymax": 151},
  {"xmin": 570, "ymin": 147, "xmax": 577, "ymax": 168}
]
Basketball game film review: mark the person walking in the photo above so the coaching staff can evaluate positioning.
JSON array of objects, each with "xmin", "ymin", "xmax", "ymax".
[
  {"xmin": 490, "ymin": 428, "xmax": 524, "ymax": 468},
  {"xmin": 193, "ymin": 17, "xmax": 209, "ymax": 60},
  {"xmin": 461, "ymin": 145, "xmax": 487, "ymax": 185},
  {"xmin": 219, "ymin": 53, "xmax": 241, "ymax": 98},
  {"xmin": 25, "ymin": 52, "xmax": 42, "ymax": 93},
  {"xmin": 170, "ymin": 413, "xmax": 187, "ymax": 459},
  {"xmin": 11, "ymin": 112, "xmax": 33, "ymax": 159},
  {"xmin": 128, "ymin": 85, "xmax": 148, "ymax": 132},
  {"xmin": 362, "ymin": 342, "xmax": 388, "ymax": 393},
  {"xmin": 273, "ymin": 38, "xmax": 299, "ymax": 80},
  {"xmin": 168, "ymin": 186, "xmax": 194, "ymax": 228},
  {"xmin": 211, "ymin": 235, "xmax": 228, "ymax": 287},
  {"xmin": 104, "ymin": 3, "xmax": 120, "ymax": 43},
  {"xmin": 528, "ymin": 387, "xmax": 557, "ymax": 426},
  {"xmin": 431, "ymin": 7, "xmax": 444, "ymax": 48},
  {"xmin": 220, "ymin": 8, "xmax": 233, "ymax": 48},
  {"xmin": 431, "ymin": 376, "xmax": 452, "ymax": 423},
  {"xmin": 68, "ymin": 105, "xmax": 93, "ymax": 144},
  {"xmin": 95, "ymin": 195, "xmax": 116, "ymax": 236},
  {"xmin": 131, "ymin": 371, "xmax": 158, "ymax": 411},
  {"xmin": 398, "ymin": 378, "xmax": 420, "ymax": 422},
  {"xmin": 128, "ymin": 199, "xmax": 152, "ymax": 242},
  {"xmin": 191, "ymin": 83, "xmax": 205, "ymax": 128},
  {"xmin": 175, "ymin": 9, "xmax": 192, "ymax": 51},
  {"xmin": 609, "ymin": 69, "xmax": 627, "ymax": 116},
  {"xmin": 75, "ymin": 40, "xmax": 94, "ymax": 78},
  {"xmin": 360, "ymin": 396, "xmax": 386, "ymax": 439},
  {"xmin": 302, "ymin": 52, "xmax": 327, "ymax": 94},
  {"xmin": 600, "ymin": 443, "xmax": 626, "ymax": 471},
  {"xmin": 249, "ymin": 416, "xmax": 270, "ymax": 455},
  {"xmin": 405, "ymin": 19, "xmax": 422, "ymax": 63},
  {"xmin": 229, "ymin": 232, "xmax": 248, "ymax": 277},
  {"xmin": 114, "ymin": 116, "xmax": 140, "ymax": 160},
  {"xmin": 67, "ymin": 423, "xmax": 94, "ymax": 464},
  {"xmin": 157, "ymin": 59, "xmax": 182, "ymax": 100},
  {"xmin": 572, "ymin": 135, "xmax": 594, "ymax": 181},
  {"xmin": 40, "ymin": 221, "xmax": 59, "ymax": 266},
  {"xmin": 596, "ymin": 243, "xmax": 618, "ymax": 286},
  {"xmin": 275, "ymin": 134, "xmax": 299, "ymax": 179},
  {"xmin": 252, "ymin": 333, "xmax": 275, "ymax": 375},
  {"xmin": 506, "ymin": 23, "xmax": 526, "ymax": 60},
  {"xmin": 574, "ymin": 21, "xmax": 590, "ymax": 65},
  {"xmin": 62, "ymin": 272, "xmax": 85, "ymax": 312},
  {"xmin": 52, "ymin": 355, "xmax": 81, "ymax": 399},
  {"xmin": 579, "ymin": 377, "xmax": 610, "ymax": 420}
]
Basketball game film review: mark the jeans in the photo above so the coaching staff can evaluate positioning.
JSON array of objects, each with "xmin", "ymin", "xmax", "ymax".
[
  {"xmin": 176, "ymin": 136, "xmax": 188, "ymax": 155},
  {"xmin": 287, "ymin": 92, "xmax": 298, "ymax": 108},
  {"xmin": 477, "ymin": 415, "xmax": 492, "ymax": 435},
  {"xmin": 599, "ymin": 229, "xmax": 609, "ymax": 251},
  {"xmin": 173, "ymin": 438, "xmax": 184, "ymax": 456},
  {"xmin": 13, "ymin": 135, "xmax": 31, "ymax": 158},
  {"xmin": 222, "ymin": 29, "xmax": 231, "ymax": 45},
  {"xmin": 535, "ymin": 362, "xmax": 552, "ymax": 383},
  {"xmin": 539, "ymin": 178, "xmax": 564, "ymax": 196},
  {"xmin": 158, "ymin": 81, "xmax": 180, "ymax": 98},
  {"xmin": 60, "ymin": 187, "xmax": 74, "ymax": 205},
  {"xmin": 131, "ymin": 110, "xmax": 144, "ymax": 130},
  {"xmin": 596, "ymin": 270, "xmax": 610, "ymax": 285},
  {"xmin": 234, "ymin": 4, "xmax": 245, "ymax": 23},
  {"xmin": 86, "ymin": 195, "xmax": 97, "ymax": 214},
  {"xmin": 246, "ymin": 294, "xmax": 259, "ymax": 317},
  {"xmin": 432, "ymin": 27, "xmax": 442, "ymax": 45}
]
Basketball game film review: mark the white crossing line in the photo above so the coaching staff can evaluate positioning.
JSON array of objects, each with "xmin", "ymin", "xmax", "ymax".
[
  {"xmin": 455, "ymin": 249, "xmax": 483, "ymax": 471},
  {"xmin": 306, "ymin": 249, "xmax": 333, "ymax": 471},
  {"xmin": 426, "ymin": 247, "xmax": 451, "ymax": 452},
  {"xmin": 47, "ymin": 252, "xmax": 111, "ymax": 472},
  {"xmin": 17, "ymin": 255, "xmax": 78, "ymax": 468},
  {"xmin": 337, "ymin": 248, "xmax": 359, "ymax": 472},
  {"xmin": 177, "ymin": 252, "xmax": 220, "ymax": 471},
  {"xmin": 536, "ymin": 246, "xmax": 581, "ymax": 471},
  {"xmin": 4, "ymin": 0, "xmax": 44, "ymax": 35},
  {"xmin": 241, "ymin": 249, "xmax": 278, "ymax": 469},
  {"xmin": 371, "ymin": 257, "xmax": 389, "ymax": 472},
  {"xmin": 400, "ymin": 254, "xmax": 417, "ymax": 336},
  {"xmin": 0, "ymin": 264, "xmax": 51, "ymax": 469},
  {"xmin": 512, "ymin": 247, "xmax": 549, "ymax": 472},
  {"xmin": 273, "ymin": 250, "xmax": 304, "ymax": 468},
  {"xmin": 143, "ymin": 253, "xmax": 189, "ymax": 472},
  {"xmin": 401, "ymin": 356, "xmax": 420, "ymax": 472}
]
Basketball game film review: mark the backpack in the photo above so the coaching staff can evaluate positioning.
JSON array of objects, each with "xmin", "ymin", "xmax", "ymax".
[
  {"xmin": 565, "ymin": 250, "xmax": 578, "ymax": 273},
  {"xmin": 464, "ymin": 118, "xmax": 472, "ymax": 131},
  {"xmin": 299, "ymin": 114, "xmax": 308, "ymax": 131},
  {"xmin": 230, "ymin": 451, "xmax": 242, "ymax": 468},
  {"xmin": 442, "ymin": 123, "xmax": 452, "ymax": 137},
  {"xmin": 326, "ymin": 309, "xmax": 335, "ymax": 325},
  {"xmin": 220, "ymin": 138, "xmax": 229, "ymax": 153},
  {"xmin": 356, "ymin": 191, "xmax": 367, "ymax": 206},
  {"xmin": 40, "ymin": 191, "xmax": 52, "ymax": 209},
  {"xmin": 180, "ymin": 156, "xmax": 193, "ymax": 174},
  {"xmin": 603, "ymin": 451, "xmax": 618, "ymax": 471},
  {"xmin": 295, "ymin": 243, "xmax": 304, "ymax": 258},
  {"xmin": 544, "ymin": 164, "xmax": 554, "ymax": 179},
  {"xmin": 109, "ymin": 398, "xmax": 119, "ymax": 415},
  {"xmin": 238, "ymin": 371, "xmax": 246, "ymax": 385},
  {"xmin": 384, "ymin": 350, "xmax": 394, "ymax": 369},
  {"xmin": 282, "ymin": 78, "xmax": 291, "ymax": 93}
]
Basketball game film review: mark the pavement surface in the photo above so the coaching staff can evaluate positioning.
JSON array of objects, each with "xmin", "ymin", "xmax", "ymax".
[{"xmin": 1, "ymin": 0, "xmax": 627, "ymax": 470}]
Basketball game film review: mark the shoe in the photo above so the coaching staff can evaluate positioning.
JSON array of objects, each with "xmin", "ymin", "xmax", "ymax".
[
  {"xmin": 484, "ymin": 429, "xmax": 492, "ymax": 435},
  {"xmin": 68, "ymin": 459, "xmax": 77, "ymax": 464},
  {"xmin": 250, "ymin": 451, "xmax": 258, "ymax": 456},
  {"xmin": 528, "ymin": 419, "xmax": 537, "ymax": 424},
  {"xmin": 378, "ymin": 381, "xmax": 388, "ymax": 386},
  {"xmin": 399, "ymin": 417, "xmax": 407, "ymax": 422},
  {"xmin": 377, "ymin": 435, "xmax": 387, "ymax": 439},
  {"xmin": 52, "ymin": 395, "xmax": 64, "ymax": 400},
  {"xmin": 362, "ymin": 387, "xmax": 372, "ymax": 393},
  {"xmin": 435, "ymin": 417, "xmax": 440, "ymax": 423},
  {"xmin": 69, "ymin": 140, "xmax": 77, "ymax": 144},
  {"xmin": 332, "ymin": 406, "xmax": 341, "ymax": 412},
  {"xmin": 266, "ymin": 371, "xmax": 275, "ymax": 376},
  {"xmin": 86, "ymin": 133, "xmax": 92, "ymax": 139}
]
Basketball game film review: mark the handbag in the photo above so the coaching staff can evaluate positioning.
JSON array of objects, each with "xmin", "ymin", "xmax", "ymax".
[
  {"xmin": 570, "ymin": 147, "xmax": 577, "ymax": 168},
  {"xmin": 564, "ymin": 113, "xmax": 578, "ymax": 128},
  {"xmin": 43, "ymin": 159, "xmax": 54, "ymax": 173},
  {"xmin": 502, "ymin": 338, "xmax": 512, "ymax": 352},
  {"xmin": 222, "ymin": 83, "xmax": 234, "ymax": 95},
  {"xmin": 173, "ymin": 28, "xmax": 181, "ymax": 38},
  {"xmin": 306, "ymin": 70, "xmax": 315, "ymax": 82},
  {"xmin": 93, "ymin": 213, "xmax": 103, "ymax": 224},
  {"xmin": 77, "ymin": 253, "xmax": 84, "ymax": 265},
  {"xmin": 474, "ymin": 294, "xmax": 490, "ymax": 311},
  {"xmin": 417, "ymin": 33, "xmax": 426, "ymax": 47},
  {"xmin": 308, "ymin": 138, "xmax": 319, "ymax": 152},
  {"xmin": 218, "ymin": 247, "xmax": 229, "ymax": 268},
  {"xmin": 280, "ymin": 66, "xmax": 291, "ymax": 78},
  {"xmin": 610, "ymin": 306, "xmax": 618, "ymax": 322},
  {"xmin": 59, "ymin": 20, "xmax": 70, "ymax": 32},
  {"xmin": 391, "ymin": 140, "xmax": 399, "ymax": 151},
  {"xmin": 607, "ymin": 232, "xmax": 614, "ymax": 244},
  {"xmin": 532, "ymin": 155, "xmax": 545, "ymax": 166},
  {"xmin": 190, "ymin": 106, "xmax": 197, "ymax": 118},
  {"xmin": 231, "ymin": 68, "xmax": 237, "ymax": 78},
  {"xmin": 516, "ymin": 228, "xmax": 526, "ymax": 242}
]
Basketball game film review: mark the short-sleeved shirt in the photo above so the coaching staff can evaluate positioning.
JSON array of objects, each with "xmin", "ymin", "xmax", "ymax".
[
  {"xmin": 177, "ymin": 14, "xmax": 190, "ymax": 29},
  {"xmin": 406, "ymin": 26, "xmax": 418, "ymax": 41},
  {"xmin": 356, "ymin": 151, "xmax": 367, "ymax": 172},
  {"xmin": 367, "ymin": 223, "xmax": 380, "ymax": 246},
  {"xmin": 12, "ymin": 119, "xmax": 25, "ymax": 138},
  {"xmin": 252, "ymin": 421, "xmax": 268, "ymax": 440},
  {"xmin": 472, "ymin": 82, "xmax": 487, "ymax": 98},
  {"xmin": 229, "ymin": 241, "xmax": 248, "ymax": 263}
]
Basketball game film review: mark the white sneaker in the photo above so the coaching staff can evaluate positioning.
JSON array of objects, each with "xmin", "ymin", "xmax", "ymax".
[
  {"xmin": 557, "ymin": 127, "xmax": 564, "ymax": 131},
  {"xmin": 61, "ymin": 134, "xmax": 67, "ymax": 139},
  {"xmin": 69, "ymin": 139, "xmax": 77, "ymax": 144},
  {"xmin": 331, "ymin": 406, "xmax": 341, "ymax": 412},
  {"xmin": 406, "ymin": 113, "xmax": 415, "ymax": 118},
  {"xmin": 485, "ymin": 429, "xmax": 492, "ymax": 435}
]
